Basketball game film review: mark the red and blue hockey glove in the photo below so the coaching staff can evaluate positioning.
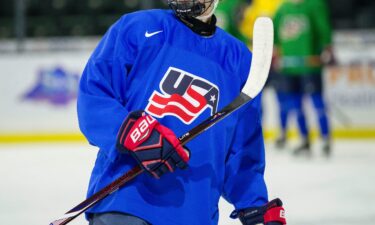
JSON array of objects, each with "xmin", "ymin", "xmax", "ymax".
[
  {"xmin": 116, "ymin": 111, "xmax": 190, "ymax": 179},
  {"xmin": 230, "ymin": 198, "xmax": 286, "ymax": 225}
]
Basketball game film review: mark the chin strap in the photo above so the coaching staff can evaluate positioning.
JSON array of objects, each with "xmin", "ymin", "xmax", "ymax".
[{"xmin": 177, "ymin": 14, "xmax": 217, "ymax": 37}]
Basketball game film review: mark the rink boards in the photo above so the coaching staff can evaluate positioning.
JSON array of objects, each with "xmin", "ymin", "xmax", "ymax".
[{"xmin": 1, "ymin": 31, "xmax": 375, "ymax": 142}]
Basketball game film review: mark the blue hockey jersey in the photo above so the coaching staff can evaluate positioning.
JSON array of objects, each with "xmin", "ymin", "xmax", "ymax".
[{"xmin": 78, "ymin": 9, "xmax": 268, "ymax": 225}]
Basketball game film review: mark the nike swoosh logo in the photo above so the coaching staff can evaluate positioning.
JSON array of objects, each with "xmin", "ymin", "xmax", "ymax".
[{"xmin": 145, "ymin": 30, "xmax": 163, "ymax": 38}]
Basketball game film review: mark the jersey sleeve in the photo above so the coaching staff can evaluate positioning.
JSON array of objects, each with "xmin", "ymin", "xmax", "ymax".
[
  {"xmin": 310, "ymin": 0, "xmax": 332, "ymax": 50},
  {"xmin": 222, "ymin": 94, "xmax": 268, "ymax": 210},
  {"xmin": 272, "ymin": 7, "xmax": 282, "ymax": 47},
  {"xmin": 77, "ymin": 16, "xmax": 135, "ymax": 162},
  {"xmin": 222, "ymin": 48, "xmax": 268, "ymax": 210}
]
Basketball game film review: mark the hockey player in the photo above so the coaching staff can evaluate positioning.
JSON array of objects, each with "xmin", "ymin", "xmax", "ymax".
[
  {"xmin": 215, "ymin": 0, "xmax": 249, "ymax": 43},
  {"xmin": 273, "ymin": 0, "xmax": 333, "ymax": 156},
  {"xmin": 77, "ymin": 0, "xmax": 286, "ymax": 224}
]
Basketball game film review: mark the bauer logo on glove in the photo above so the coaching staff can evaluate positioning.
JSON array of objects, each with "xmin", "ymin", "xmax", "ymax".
[
  {"xmin": 116, "ymin": 110, "xmax": 190, "ymax": 179},
  {"xmin": 123, "ymin": 114, "xmax": 157, "ymax": 149}
]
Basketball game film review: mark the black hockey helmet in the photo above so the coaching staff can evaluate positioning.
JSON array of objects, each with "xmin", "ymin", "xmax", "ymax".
[{"xmin": 168, "ymin": 0, "xmax": 218, "ymax": 18}]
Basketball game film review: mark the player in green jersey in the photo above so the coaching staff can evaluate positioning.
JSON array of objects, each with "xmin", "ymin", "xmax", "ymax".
[
  {"xmin": 273, "ymin": 0, "xmax": 334, "ymax": 156},
  {"xmin": 215, "ymin": 0, "xmax": 249, "ymax": 43}
]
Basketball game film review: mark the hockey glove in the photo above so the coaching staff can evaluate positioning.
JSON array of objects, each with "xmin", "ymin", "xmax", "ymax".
[
  {"xmin": 116, "ymin": 111, "xmax": 190, "ymax": 179},
  {"xmin": 230, "ymin": 198, "xmax": 286, "ymax": 225}
]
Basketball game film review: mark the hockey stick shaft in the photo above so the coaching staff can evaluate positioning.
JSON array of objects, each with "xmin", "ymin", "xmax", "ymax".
[
  {"xmin": 49, "ymin": 94, "xmax": 251, "ymax": 225},
  {"xmin": 49, "ymin": 166, "xmax": 143, "ymax": 225},
  {"xmin": 50, "ymin": 98, "xmax": 253, "ymax": 225},
  {"xmin": 49, "ymin": 17, "xmax": 273, "ymax": 225}
]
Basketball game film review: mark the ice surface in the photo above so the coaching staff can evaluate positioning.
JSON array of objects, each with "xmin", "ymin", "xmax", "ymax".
[{"xmin": 0, "ymin": 140, "xmax": 374, "ymax": 225}]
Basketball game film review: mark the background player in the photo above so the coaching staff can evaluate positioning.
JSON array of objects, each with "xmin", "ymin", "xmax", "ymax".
[
  {"xmin": 273, "ymin": 0, "xmax": 334, "ymax": 156},
  {"xmin": 215, "ymin": 0, "xmax": 249, "ymax": 43},
  {"xmin": 77, "ymin": 0, "xmax": 286, "ymax": 225}
]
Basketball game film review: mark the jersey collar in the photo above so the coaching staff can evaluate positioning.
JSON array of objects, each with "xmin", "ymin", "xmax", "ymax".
[{"xmin": 176, "ymin": 14, "xmax": 217, "ymax": 37}]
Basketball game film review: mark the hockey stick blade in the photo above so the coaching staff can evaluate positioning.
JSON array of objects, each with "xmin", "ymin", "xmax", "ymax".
[
  {"xmin": 49, "ymin": 17, "xmax": 274, "ymax": 225},
  {"xmin": 242, "ymin": 17, "xmax": 274, "ymax": 99}
]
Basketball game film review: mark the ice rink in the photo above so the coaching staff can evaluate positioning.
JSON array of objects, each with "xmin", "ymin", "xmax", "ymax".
[{"xmin": 0, "ymin": 140, "xmax": 374, "ymax": 225}]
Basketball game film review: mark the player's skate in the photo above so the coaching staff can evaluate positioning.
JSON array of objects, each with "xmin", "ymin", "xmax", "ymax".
[
  {"xmin": 322, "ymin": 138, "xmax": 331, "ymax": 158},
  {"xmin": 275, "ymin": 135, "xmax": 287, "ymax": 149},
  {"xmin": 293, "ymin": 139, "xmax": 311, "ymax": 157}
]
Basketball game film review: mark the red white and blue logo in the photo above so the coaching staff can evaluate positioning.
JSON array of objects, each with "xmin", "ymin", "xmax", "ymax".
[{"xmin": 146, "ymin": 67, "xmax": 219, "ymax": 124}]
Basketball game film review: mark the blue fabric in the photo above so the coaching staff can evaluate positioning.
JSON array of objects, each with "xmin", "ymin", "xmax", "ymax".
[
  {"xmin": 290, "ymin": 93, "xmax": 309, "ymax": 137},
  {"xmin": 276, "ymin": 73, "xmax": 322, "ymax": 94},
  {"xmin": 276, "ymin": 92, "xmax": 309, "ymax": 138},
  {"xmin": 311, "ymin": 93, "xmax": 330, "ymax": 138},
  {"xmin": 276, "ymin": 92, "xmax": 289, "ymax": 132},
  {"xmin": 89, "ymin": 212, "xmax": 151, "ymax": 225},
  {"xmin": 275, "ymin": 73, "xmax": 329, "ymax": 138},
  {"xmin": 78, "ymin": 9, "xmax": 268, "ymax": 225}
]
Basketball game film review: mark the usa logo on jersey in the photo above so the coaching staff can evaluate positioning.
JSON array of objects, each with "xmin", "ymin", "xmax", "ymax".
[{"xmin": 146, "ymin": 67, "xmax": 219, "ymax": 124}]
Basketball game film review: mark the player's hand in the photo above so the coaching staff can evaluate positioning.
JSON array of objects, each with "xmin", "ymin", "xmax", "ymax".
[
  {"xmin": 116, "ymin": 110, "xmax": 190, "ymax": 179},
  {"xmin": 230, "ymin": 198, "xmax": 286, "ymax": 225},
  {"xmin": 321, "ymin": 45, "xmax": 336, "ymax": 66}
]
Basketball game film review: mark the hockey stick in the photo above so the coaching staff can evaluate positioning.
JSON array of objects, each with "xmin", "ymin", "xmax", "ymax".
[{"xmin": 49, "ymin": 17, "xmax": 273, "ymax": 225}]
